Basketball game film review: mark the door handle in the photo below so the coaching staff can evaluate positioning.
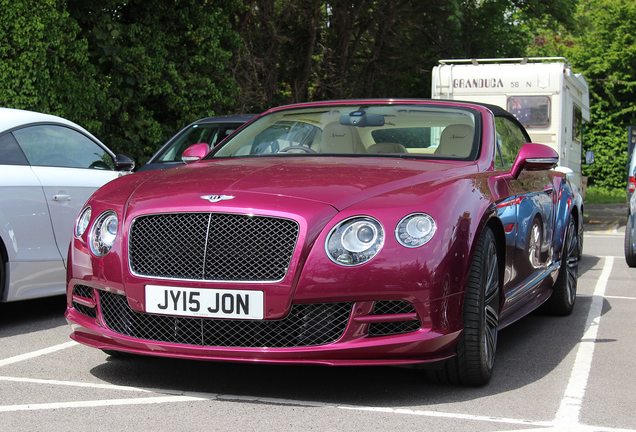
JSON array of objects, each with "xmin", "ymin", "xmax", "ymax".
[{"xmin": 52, "ymin": 194, "xmax": 71, "ymax": 202}]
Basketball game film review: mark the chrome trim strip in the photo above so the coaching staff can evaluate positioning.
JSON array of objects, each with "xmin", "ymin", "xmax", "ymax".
[{"xmin": 527, "ymin": 157, "xmax": 558, "ymax": 164}]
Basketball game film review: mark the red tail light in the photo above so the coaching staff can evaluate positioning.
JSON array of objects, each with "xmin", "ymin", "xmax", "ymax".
[{"xmin": 629, "ymin": 177, "xmax": 636, "ymax": 193}]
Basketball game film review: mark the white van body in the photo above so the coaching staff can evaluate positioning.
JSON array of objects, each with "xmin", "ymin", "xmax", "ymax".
[{"xmin": 432, "ymin": 57, "xmax": 590, "ymax": 190}]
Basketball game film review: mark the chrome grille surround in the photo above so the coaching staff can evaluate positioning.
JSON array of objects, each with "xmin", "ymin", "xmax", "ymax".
[
  {"xmin": 128, "ymin": 212, "xmax": 300, "ymax": 282},
  {"xmin": 368, "ymin": 300, "xmax": 421, "ymax": 336},
  {"xmin": 98, "ymin": 290, "xmax": 353, "ymax": 348}
]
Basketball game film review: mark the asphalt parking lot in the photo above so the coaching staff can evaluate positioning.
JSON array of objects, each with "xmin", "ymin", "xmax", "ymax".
[
  {"xmin": 584, "ymin": 203, "xmax": 628, "ymax": 233},
  {"xmin": 0, "ymin": 205, "xmax": 634, "ymax": 432}
]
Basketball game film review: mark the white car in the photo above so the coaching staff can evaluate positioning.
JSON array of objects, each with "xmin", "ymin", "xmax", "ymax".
[{"xmin": 0, "ymin": 108, "xmax": 134, "ymax": 302}]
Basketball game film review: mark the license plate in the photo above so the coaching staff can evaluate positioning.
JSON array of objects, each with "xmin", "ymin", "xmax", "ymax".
[{"xmin": 145, "ymin": 285, "xmax": 264, "ymax": 320}]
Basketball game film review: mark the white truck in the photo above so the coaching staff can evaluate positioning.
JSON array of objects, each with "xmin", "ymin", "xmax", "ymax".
[{"xmin": 431, "ymin": 57, "xmax": 590, "ymax": 191}]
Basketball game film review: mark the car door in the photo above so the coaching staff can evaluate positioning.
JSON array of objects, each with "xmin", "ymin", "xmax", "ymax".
[
  {"xmin": 12, "ymin": 124, "xmax": 121, "ymax": 263},
  {"xmin": 493, "ymin": 116, "xmax": 556, "ymax": 311},
  {"xmin": 0, "ymin": 132, "xmax": 66, "ymax": 300}
]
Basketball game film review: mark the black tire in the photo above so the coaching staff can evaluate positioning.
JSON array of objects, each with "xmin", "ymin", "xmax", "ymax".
[
  {"xmin": 625, "ymin": 216, "xmax": 636, "ymax": 267},
  {"xmin": 0, "ymin": 242, "xmax": 5, "ymax": 302},
  {"xmin": 428, "ymin": 227, "xmax": 500, "ymax": 386},
  {"xmin": 544, "ymin": 214, "xmax": 578, "ymax": 316},
  {"xmin": 577, "ymin": 211, "xmax": 584, "ymax": 260},
  {"xmin": 0, "ymin": 255, "xmax": 4, "ymax": 301}
]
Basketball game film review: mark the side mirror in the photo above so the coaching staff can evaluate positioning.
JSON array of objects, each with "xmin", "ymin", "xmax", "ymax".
[
  {"xmin": 114, "ymin": 153, "xmax": 135, "ymax": 171},
  {"xmin": 510, "ymin": 143, "xmax": 558, "ymax": 179},
  {"xmin": 182, "ymin": 143, "xmax": 210, "ymax": 164}
]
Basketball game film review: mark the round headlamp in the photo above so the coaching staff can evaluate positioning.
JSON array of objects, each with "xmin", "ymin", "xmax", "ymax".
[
  {"xmin": 326, "ymin": 216, "xmax": 384, "ymax": 266},
  {"xmin": 89, "ymin": 210, "xmax": 118, "ymax": 257},
  {"xmin": 75, "ymin": 206, "xmax": 92, "ymax": 237},
  {"xmin": 395, "ymin": 213, "xmax": 436, "ymax": 248}
]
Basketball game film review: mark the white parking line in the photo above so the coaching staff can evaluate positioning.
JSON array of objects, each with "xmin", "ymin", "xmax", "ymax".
[
  {"xmin": 555, "ymin": 256, "xmax": 613, "ymax": 426},
  {"xmin": 0, "ymin": 341, "xmax": 78, "ymax": 368},
  {"xmin": 336, "ymin": 405, "xmax": 553, "ymax": 428},
  {"xmin": 584, "ymin": 232, "xmax": 623, "ymax": 237},
  {"xmin": 0, "ymin": 396, "xmax": 205, "ymax": 412},
  {"xmin": 605, "ymin": 295, "xmax": 636, "ymax": 301},
  {"xmin": 0, "ymin": 376, "xmax": 156, "ymax": 393}
]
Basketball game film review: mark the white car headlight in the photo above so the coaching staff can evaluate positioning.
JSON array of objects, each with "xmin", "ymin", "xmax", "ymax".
[
  {"xmin": 89, "ymin": 210, "xmax": 118, "ymax": 257},
  {"xmin": 75, "ymin": 206, "xmax": 92, "ymax": 237},
  {"xmin": 395, "ymin": 213, "xmax": 436, "ymax": 248},
  {"xmin": 326, "ymin": 216, "xmax": 384, "ymax": 266}
]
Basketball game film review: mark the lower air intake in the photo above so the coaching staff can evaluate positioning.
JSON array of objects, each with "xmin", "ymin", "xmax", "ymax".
[{"xmin": 99, "ymin": 290, "xmax": 352, "ymax": 348}]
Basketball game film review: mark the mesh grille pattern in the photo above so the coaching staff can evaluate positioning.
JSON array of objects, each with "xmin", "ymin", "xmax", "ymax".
[
  {"xmin": 372, "ymin": 300, "xmax": 416, "ymax": 315},
  {"xmin": 368, "ymin": 300, "xmax": 421, "ymax": 336},
  {"xmin": 72, "ymin": 285, "xmax": 97, "ymax": 319},
  {"xmin": 99, "ymin": 290, "xmax": 353, "ymax": 348},
  {"xmin": 129, "ymin": 213, "xmax": 299, "ymax": 282}
]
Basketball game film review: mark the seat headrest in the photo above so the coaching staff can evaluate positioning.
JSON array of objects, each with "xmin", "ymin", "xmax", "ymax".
[
  {"xmin": 366, "ymin": 142, "xmax": 407, "ymax": 154},
  {"xmin": 320, "ymin": 122, "xmax": 366, "ymax": 153},
  {"xmin": 436, "ymin": 124, "xmax": 474, "ymax": 157}
]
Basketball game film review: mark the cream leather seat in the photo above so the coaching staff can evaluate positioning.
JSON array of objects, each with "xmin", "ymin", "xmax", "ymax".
[
  {"xmin": 435, "ymin": 124, "xmax": 474, "ymax": 157},
  {"xmin": 366, "ymin": 142, "xmax": 407, "ymax": 153},
  {"xmin": 318, "ymin": 122, "xmax": 367, "ymax": 153}
]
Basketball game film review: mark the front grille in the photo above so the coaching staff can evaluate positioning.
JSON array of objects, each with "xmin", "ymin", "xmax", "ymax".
[
  {"xmin": 99, "ymin": 290, "xmax": 352, "ymax": 348},
  {"xmin": 129, "ymin": 213, "xmax": 299, "ymax": 282},
  {"xmin": 368, "ymin": 300, "xmax": 421, "ymax": 336},
  {"xmin": 72, "ymin": 285, "xmax": 97, "ymax": 319}
]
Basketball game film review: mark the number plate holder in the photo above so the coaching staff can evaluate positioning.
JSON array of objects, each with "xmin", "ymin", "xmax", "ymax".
[{"xmin": 145, "ymin": 285, "xmax": 264, "ymax": 320}]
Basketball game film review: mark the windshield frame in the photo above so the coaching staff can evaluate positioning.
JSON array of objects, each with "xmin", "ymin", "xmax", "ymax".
[{"xmin": 205, "ymin": 103, "xmax": 483, "ymax": 162}]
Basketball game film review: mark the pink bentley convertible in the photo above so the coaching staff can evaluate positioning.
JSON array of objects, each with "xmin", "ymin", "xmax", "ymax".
[{"xmin": 66, "ymin": 99, "xmax": 582, "ymax": 386}]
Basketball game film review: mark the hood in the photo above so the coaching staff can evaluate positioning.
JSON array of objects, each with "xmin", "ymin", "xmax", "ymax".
[{"xmin": 126, "ymin": 157, "xmax": 477, "ymax": 214}]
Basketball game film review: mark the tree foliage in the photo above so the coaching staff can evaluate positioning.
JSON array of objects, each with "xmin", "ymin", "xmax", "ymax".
[
  {"xmin": 65, "ymin": 0, "xmax": 242, "ymax": 162},
  {"xmin": 0, "ymin": 0, "xmax": 104, "ymax": 130},
  {"xmin": 1, "ymin": 0, "xmax": 242, "ymax": 163},
  {"xmin": 523, "ymin": 0, "xmax": 636, "ymax": 188},
  {"xmin": 231, "ymin": 0, "xmax": 579, "ymax": 109},
  {"xmin": 568, "ymin": 0, "xmax": 636, "ymax": 188},
  {"xmin": 2, "ymin": 0, "xmax": 634, "ymax": 189}
]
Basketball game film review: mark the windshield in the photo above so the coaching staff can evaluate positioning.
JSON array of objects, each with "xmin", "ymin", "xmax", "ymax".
[{"xmin": 209, "ymin": 105, "xmax": 478, "ymax": 160}]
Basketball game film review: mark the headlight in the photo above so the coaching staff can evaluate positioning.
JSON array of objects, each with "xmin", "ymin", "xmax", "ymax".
[
  {"xmin": 395, "ymin": 213, "xmax": 436, "ymax": 248},
  {"xmin": 89, "ymin": 210, "xmax": 118, "ymax": 257},
  {"xmin": 75, "ymin": 206, "xmax": 92, "ymax": 237},
  {"xmin": 326, "ymin": 216, "xmax": 384, "ymax": 266}
]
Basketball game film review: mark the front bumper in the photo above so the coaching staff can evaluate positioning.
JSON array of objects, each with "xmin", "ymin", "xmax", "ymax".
[{"xmin": 66, "ymin": 285, "xmax": 461, "ymax": 366}]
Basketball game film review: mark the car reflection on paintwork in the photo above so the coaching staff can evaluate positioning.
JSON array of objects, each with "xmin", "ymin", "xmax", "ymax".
[{"xmin": 66, "ymin": 99, "xmax": 583, "ymax": 386}]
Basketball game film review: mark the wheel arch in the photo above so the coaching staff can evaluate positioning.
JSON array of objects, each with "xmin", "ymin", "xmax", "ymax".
[
  {"xmin": 573, "ymin": 204, "xmax": 583, "ymax": 238},
  {"xmin": 0, "ymin": 235, "xmax": 7, "ymax": 301},
  {"xmin": 484, "ymin": 216, "xmax": 507, "ymax": 309}
]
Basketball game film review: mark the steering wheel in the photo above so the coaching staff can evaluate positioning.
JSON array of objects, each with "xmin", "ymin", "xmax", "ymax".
[{"xmin": 278, "ymin": 146, "xmax": 317, "ymax": 154}]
